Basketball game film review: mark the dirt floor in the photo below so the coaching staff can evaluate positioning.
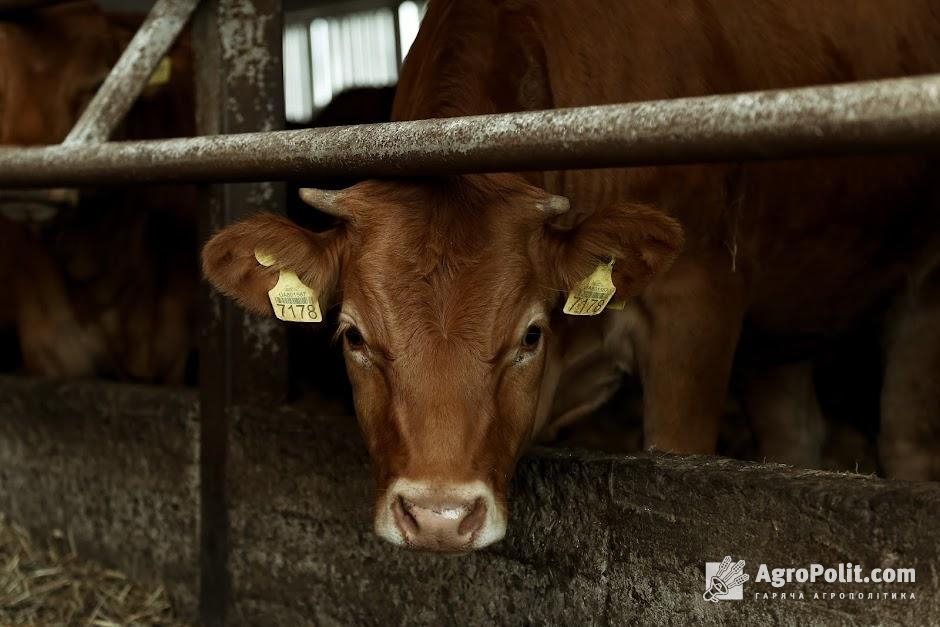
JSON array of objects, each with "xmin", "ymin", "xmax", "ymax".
[{"xmin": 0, "ymin": 512, "xmax": 188, "ymax": 626}]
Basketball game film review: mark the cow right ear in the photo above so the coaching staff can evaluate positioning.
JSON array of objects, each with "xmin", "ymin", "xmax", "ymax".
[{"xmin": 201, "ymin": 214, "xmax": 346, "ymax": 316}]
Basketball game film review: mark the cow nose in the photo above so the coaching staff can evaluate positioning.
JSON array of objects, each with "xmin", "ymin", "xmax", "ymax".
[
  {"xmin": 393, "ymin": 495, "xmax": 486, "ymax": 548},
  {"xmin": 379, "ymin": 481, "xmax": 505, "ymax": 552}
]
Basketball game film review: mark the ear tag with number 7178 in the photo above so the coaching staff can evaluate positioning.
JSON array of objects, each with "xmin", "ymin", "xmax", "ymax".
[
  {"xmin": 563, "ymin": 259, "xmax": 617, "ymax": 316},
  {"xmin": 254, "ymin": 249, "xmax": 322, "ymax": 323}
]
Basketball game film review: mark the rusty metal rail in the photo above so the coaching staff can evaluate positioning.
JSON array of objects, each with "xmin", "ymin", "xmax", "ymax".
[{"xmin": 0, "ymin": 73, "xmax": 938, "ymax": 187}]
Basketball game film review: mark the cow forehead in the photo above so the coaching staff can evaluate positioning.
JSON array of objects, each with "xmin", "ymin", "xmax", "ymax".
[
  {"xmin": 337, "ymin": 177, "xmax": 551, "ymax": 345},
  {"xmin": 342, "ymin": 239, "xmax": 544, "ymax": 364},
  {"xmin": 347, "ymin": 242, "xmax": 540, "ymax": 345},
  {"xmin": 352, "ymin": 177, "xmax": 543, "ymax": 258}
]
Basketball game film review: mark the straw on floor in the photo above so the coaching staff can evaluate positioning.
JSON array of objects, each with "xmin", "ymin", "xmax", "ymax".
[{"xmin": 0, "ymin": 512, "xmax": 186, "ymax": 626}]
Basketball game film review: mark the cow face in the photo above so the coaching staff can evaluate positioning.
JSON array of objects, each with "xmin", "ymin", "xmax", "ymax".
[
  {"xmin": 0, "ymin": 2, "xmax": 121, "ymax": 145},
  {"xmin": 202, "ymin": 174, "xmax": 683, "ymax": 551}
]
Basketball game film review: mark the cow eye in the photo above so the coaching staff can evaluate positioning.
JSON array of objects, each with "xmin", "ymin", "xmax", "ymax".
[
  {"xmin": 344, "ymin": 326, "xmax": 365, "ymax": 349},
  {"xmin": 521, "ymin": 325, "xmax": 542, "ymax": 349}
]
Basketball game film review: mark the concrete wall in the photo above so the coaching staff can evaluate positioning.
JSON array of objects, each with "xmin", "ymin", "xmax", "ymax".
[
  {"xmin": 228, "ymin": 404, "xmax": 940, "ymax": 626},
  {"xmin": 0, "ymin": 376, "xmax": 937, "ymax": 625}
]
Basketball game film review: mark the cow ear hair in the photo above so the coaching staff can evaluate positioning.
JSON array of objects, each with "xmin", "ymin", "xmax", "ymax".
[
  {"xmin": 543, "ymin": 202, "xmax": 684, "ymax": 299},
  {"xmin": 201, "ymin": 214, "xmax": 346, "ymax": 316}
]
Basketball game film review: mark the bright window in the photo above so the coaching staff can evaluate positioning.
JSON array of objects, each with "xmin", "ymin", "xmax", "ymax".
[{"xmin": 282, "ymin": 1, "xmax": 427, "ymax": 124}]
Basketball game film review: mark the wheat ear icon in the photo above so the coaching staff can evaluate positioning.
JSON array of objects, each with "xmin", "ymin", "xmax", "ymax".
[{"xmin": 703, "ymin": 556, "xmax": 749, "ymax": 603}]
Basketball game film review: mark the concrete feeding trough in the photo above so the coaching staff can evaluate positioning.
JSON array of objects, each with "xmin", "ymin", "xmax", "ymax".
[{"xmin": 0, "ymin": 375, "xmax": 937, "ymax": 624}]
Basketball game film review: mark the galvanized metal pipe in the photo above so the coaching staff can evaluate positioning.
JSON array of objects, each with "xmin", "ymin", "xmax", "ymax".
[
  {"xmin": 0, "ymin": 74, "xmax": 938, "ymax": 187},
  {"xmin": 64, "ymin": 0, "xmax": 199, "ymax": 144}
]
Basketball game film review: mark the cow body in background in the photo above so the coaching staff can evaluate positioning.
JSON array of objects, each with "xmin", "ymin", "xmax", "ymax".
[
  {"xmin": 0, "ymin": 1, "xmax": 119, "ymax": 144},
  {"xmin": 204, "ymin": 0, "xmax": 940, "ymax": 551},
  {"xmin": 0, "ymin": 1, "xmax": 197, "ymax": 383}
]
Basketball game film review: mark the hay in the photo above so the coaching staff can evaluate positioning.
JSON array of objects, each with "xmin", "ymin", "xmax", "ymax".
[{"xmin": 0, "ymin": 513, "xmax": 188, "ymax": 626}]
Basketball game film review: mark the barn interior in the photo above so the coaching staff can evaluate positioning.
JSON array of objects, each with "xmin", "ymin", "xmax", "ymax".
[
  {"xmin": 0, "ymin": 0, "xmax": 937, "ymax": 624},
  {"xmin": 0, "ymin": 0, "xmax": 887, "ymax": 471}
]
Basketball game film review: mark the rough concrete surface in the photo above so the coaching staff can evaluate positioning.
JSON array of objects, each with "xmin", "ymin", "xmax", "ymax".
[
  {"xmin": 0, "ymin": 376, "xmax": 200, "ymax": 619},
  {"xmin": 228, "ymin": 404, "xmax": 940, "ymax": 626},
  {"xmin": 0, "ymin": 376, "xmax": 937, "ymax": 625}
]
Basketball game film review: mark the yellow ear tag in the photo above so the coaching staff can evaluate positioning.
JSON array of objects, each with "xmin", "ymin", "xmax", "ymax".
[
  {"xmin": 146, "ymin": 57, "xmax": 172, "ymax": 88},
  {"xmin": 563, "ymin": 259, "xmax": 617, "ymax": 316},
  {"xmin": 254, "ymin": 249, "xmax": 322, "ymax": 323}
]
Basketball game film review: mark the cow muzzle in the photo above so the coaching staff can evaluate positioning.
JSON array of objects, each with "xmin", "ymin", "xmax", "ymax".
[{"xmin": 375, "ymin": 479, "xmax": 506, "ymax": 552}]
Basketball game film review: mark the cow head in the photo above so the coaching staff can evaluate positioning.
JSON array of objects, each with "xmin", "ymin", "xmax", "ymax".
[
  {"xmin": 202, "ymin": 174, "xmax": 683, "ymax": 551},
  {"xmin": 0, "ymin": 1, "xmax": 122, "ymax": 145}
]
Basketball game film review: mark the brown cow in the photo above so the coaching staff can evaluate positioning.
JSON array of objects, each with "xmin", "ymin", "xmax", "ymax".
[
  {"xmin": 0, "ymin": 1, "xmax": 120, "ymax": 144},
  {"xmin": 203, "ymin": 0, "xmax": 940, "ymax": 551},
  {"xmin": 0, "ymin": 2, "xmax": 197, "ymax": 383},
  {"xmin": 0, "ymin": 1, "xmax": 119, "ymax": 376}
]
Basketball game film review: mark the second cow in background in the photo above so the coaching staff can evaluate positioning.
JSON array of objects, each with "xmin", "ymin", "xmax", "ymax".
[{"xmin": 0, "ymin": 1, "xmax": 198, "ymax": 383}]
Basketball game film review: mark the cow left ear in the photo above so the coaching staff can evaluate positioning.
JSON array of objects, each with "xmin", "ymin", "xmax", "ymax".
[
  {"xmin": 202, "ymin": 213, "xmax": 346, "ymax": 316},
  {"xmin": 544, "ymin": 202, "xmax": 684, "ymax": 298}
]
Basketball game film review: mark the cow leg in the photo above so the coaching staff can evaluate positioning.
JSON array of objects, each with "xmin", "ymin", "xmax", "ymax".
[
  {"xmin": 742, "ymin": 361, "xmax": 826, "ymax": 467},
  {"xmin": 638, "ymin": 255, "xmax": 746, "ymax": 454},
  {"xmin": 879, "ymin": 268, "xmax": 940, "ymax": 480}
]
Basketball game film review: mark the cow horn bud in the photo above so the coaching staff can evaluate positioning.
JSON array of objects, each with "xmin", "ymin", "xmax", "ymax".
[
  {"xmin": 536, "ymin": 194, "xmax": 570, "ymax": 216},
  {"xmin": 299, "ymin": 188, "xmax": 350, "ymax": 219}
]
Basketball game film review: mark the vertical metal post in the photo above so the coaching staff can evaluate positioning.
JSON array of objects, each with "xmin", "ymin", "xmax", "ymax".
[
  {"xmin": 392, "ymin": 3, "xmax": 403, "ymax": 67},
  {"xmin": 192, "ymin": 0, "xmax": 286, "ymax": 623}
]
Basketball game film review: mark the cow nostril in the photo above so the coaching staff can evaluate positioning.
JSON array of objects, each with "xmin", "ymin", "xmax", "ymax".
[
  {"xmin": 379, "ymin": 483, "xmax": 504, "ymax": 550},
  {"xmin": 393, "ymin": 496, "xmax": 420, "ymax": 536},
  {"xmin": 457, "ymin": 498, "xmax": 486, "ymax": 536}
]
